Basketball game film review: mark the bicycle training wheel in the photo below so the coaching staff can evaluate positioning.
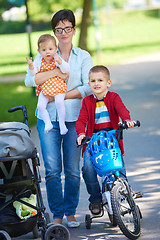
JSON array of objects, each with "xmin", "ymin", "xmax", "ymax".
[
  {"xmin": 107, "ymin": 212, "xmax": 117, "ymax": 227},
  {"xmin": 85, "ymin": 214, "xmax": 92, "ymax": 229},
  {"xmin": 111, "ymin": 181, "xmax": 141, "ymax": 240}
]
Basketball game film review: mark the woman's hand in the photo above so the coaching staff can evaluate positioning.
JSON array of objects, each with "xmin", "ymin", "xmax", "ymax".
[
  {"xmin": 35, "ymin": 68, "xmax": 69, "ymax": 85},
  {"xmin": 58, "ymin": 71, "xmax": 69, "ymax": 81}
]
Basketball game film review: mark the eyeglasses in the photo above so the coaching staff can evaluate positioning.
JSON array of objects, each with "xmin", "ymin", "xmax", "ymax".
[{"xmin": 54, "ymin": 26, "xmax": 74, "ymax": 34}]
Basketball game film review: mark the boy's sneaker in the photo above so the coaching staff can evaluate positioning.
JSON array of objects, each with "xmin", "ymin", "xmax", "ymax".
[{"xmin": 89, "ymin": 203, "xmax": 102, "ymax": 215}]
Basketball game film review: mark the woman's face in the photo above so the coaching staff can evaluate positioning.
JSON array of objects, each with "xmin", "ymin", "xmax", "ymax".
[{"xmin": 54, "ymin": 20, "xmax": 76, "ymax": 45}]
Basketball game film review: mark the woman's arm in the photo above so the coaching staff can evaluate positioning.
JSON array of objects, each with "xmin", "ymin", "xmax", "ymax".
[
  {"xmin": 35, "ymin": 68, "xmax": 69, "ymax": 85},
  {"xmin": 65, "ymin": 89, "xmax": 82, "ymax": 99},
  {"xmin": 64, "ymin": 49, "xmax": 93, "ymax": 100},
  {"xmin": 76, "ymin": 51, "xmax": 93, "ymax": 98}
]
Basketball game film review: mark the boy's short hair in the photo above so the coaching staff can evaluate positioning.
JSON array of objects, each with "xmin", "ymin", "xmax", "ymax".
[
  {"xmin": 89, "ymin": 65, "xmax": 110, "ymax": 80},
  {"xmin": 38, "ymin": 34, "xmax": 56, "ymax": 49}
]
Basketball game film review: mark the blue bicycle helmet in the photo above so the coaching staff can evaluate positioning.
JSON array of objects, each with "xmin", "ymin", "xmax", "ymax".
[{"xmin": 88, "ymin": 131, "xmax": 123, "ymax": 177}]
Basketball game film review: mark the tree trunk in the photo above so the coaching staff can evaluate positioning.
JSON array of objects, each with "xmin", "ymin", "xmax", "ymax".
[
  {"xmin": 78, "ymin": 0, "xmax": 92, "ymax": 51},
  {"xmin": 146, "ymin": 0, "xmax": 152, "ymax": 8}
]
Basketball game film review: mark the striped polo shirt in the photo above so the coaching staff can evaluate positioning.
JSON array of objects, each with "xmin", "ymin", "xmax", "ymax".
[{"xmin": 94, "ymin": 99, "xmax": 112, "ymax": 133}]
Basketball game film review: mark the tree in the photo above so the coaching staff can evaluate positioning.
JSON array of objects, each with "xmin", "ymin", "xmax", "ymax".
[{"xmin": 78, "ymin": 0, "xmax": 92, "ymax": 51}]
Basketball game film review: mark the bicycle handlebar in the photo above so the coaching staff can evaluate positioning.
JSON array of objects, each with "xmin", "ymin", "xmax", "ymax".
[
  {"xmin": 118, "ymin": 120, "xmax": 140, "ymax": 129},
  {"xmin": 8, "ymin": 105, "xmax": 28, "ymax": 126},
  {"xmin": 77, "ymin": 120, "xmax": 141, "ymax": 147}
]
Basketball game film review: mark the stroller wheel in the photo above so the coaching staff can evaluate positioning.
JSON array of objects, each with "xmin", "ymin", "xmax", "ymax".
[
  {"xmin": 44, "ymin": 212, "xmax": 51, "ymax": 224},
  {"xmin": 0, "ymin": 231, "xmax": 11, "ymax": 240},
  {"xmin": 32, "ymin": 225, "xmax": 39, "ymax": 239},
  {"xmin": 45, "ymin": 223, "xmax": 70, "ymax": 240}
]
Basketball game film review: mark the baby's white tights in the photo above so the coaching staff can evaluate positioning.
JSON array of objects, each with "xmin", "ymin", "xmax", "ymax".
[
  {"xmin": 37, "ymin": 92, "xmax": 68, "ymax": 135},
  {"xmin": 55, "ymin": 93, "xmax": 68, "ymax": 135}
]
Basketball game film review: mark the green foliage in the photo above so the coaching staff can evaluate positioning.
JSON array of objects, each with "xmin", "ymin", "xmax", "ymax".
[
  {"xmin": 0, "ymin": 0, "xmax": 26, "ymax": 20},
  {"xmin": 0, "ymin": 20, "xmax": 26, "ymax": 34},
  {"xmin": 0, "ymin": 8, "xmax": 160, "ymax": 76},
  {"xmin": 0, "ymin": 20, "xmax": 52, "ymax": 34},
  {"xmin": 0, "ymin": 0, "xmax": 14, "ymax": 10},
  {"xmin": 0, "ymin": 0, "xmax": 83, "ymax": 22},
  {"xmin": 145, "ymin": 8, "xmax": 160, "ymax": 18},
  {"xmin": 110, "ymin": 0, "xmax": 127, "ymax": 8},
  {"xmin": 28, "ymin": 0, "xmax": 83, "ymax": 21},
  {"xmin": 0, "ymin": 81, "xmax": 37, "ymax": 126}
]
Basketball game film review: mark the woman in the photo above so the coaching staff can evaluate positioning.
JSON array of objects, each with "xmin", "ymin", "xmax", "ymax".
[{"xmin": 25, "ymin": 9, "xmax": 93, "ymax": 227}]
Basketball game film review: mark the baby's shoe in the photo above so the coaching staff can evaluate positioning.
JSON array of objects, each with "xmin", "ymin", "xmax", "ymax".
[
  {"xmin": 45, "ymin": 124, "xmax": 53, "ymax": 133},
  {"xmin": 60, "ymin": 125, "xmax": 68, "ymax": 135}
]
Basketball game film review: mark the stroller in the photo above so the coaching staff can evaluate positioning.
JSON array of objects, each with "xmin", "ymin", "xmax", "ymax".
[{"xmin": 0, "ymin": 105, "xmax": 70, "ymax": 240}]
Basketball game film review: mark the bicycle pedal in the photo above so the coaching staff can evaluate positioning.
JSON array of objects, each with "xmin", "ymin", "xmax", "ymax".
[{"xmin": 134, "ymin": 192, "xmax": 143, "ymax": 199}]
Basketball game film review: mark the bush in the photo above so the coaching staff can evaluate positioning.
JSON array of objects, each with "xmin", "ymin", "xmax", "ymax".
[
  {"xmin": 0, "ymin": 20, "xmax": 52, "ymax": 34},
  {"xmin": 0, "ymin": 20, "xmax": 26, "ymax": 34},
  {"xmin": 145, "ymin": 8, "xmax": 160, "ymax": 18}
]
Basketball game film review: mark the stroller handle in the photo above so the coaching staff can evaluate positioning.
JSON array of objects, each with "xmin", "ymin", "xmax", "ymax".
[{"xmin": 8, "ymin": 105, "xmax": 28, "ymax": 126}]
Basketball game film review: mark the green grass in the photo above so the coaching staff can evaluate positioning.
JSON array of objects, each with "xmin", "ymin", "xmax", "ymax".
[
  {"xmin": 89, "ymin": 9, "xmax": 160, "ymax": 64},
  {"xmin": 0, "ymin": 81, "xmax": 37, "ymax": 126},
  {"xmin": 0, "ymin": 9, "xmax": 160, "ymax": 76},
  {"xmin": 0, "ymin": 31, "xmax": 52, "ymax": 76}
]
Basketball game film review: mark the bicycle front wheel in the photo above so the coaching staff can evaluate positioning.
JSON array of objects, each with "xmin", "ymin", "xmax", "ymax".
[{"xmin": 111, "ymin": 181, "xmax": 141, "ymax": 240}]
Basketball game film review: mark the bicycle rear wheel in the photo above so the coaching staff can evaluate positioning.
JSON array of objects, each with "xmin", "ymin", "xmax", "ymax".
[{"xmin": 111, "ymin": 181, "xmax": 141, "ymax": 240}]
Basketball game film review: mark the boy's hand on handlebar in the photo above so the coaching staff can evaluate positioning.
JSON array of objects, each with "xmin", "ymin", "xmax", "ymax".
[
  {"xmin": 77, "ymin": 134, "xmax": 86, "ymax": 146},
  {"xmin": 126, "ymin": 120, "xmax": 137, "ymax": 128}
]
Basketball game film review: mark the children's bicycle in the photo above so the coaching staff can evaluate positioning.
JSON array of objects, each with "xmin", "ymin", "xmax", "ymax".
[{"xmin": 80, "ymin": 121, "xmax": 142, "ymax": 240}]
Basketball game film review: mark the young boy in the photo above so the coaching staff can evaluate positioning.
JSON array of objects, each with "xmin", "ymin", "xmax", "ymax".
[
  {"xmin": 26, "ymin": 34, "xmax": 70, "ymax": 134},
  {"xmin": 76, "ymin": 65, "xmax": 136, "ymax": 215}
]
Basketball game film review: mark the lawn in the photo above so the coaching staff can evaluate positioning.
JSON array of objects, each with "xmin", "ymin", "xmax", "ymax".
[
  {"xmin": 0, "ymin": 9, "xmax": 160, "ymax": 76},
  {"xmin": 0, "ymin": 81, "xmax": 37, "ymax": 126}
]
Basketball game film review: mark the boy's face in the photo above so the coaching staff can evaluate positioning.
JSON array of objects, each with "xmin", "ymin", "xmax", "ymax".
[
  {"xmin": 38, "ymin": 40, "xmax": 57, "ymax": 62},
  {"xmin": 88, "ymin": 71, "xmax": 111, "ymax": 99}
]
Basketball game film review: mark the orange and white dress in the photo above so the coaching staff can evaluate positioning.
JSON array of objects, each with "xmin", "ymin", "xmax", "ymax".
[{"xmin": 36, "ymin": 58, "xmax": 68, "ymax": 97}]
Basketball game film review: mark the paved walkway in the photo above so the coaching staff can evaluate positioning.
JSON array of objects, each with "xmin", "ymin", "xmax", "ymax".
[
  {"xmin": 0, "ymin": 74, "xmax": 26, "ymax": 82},
  {"xmin": 4, "ymin": 52, "xmax": 160, "ymax": 239},
  {"xmin": 0, "ymin": 52, "xmax": 160, "ymax": 83},
  {"xmin": 121, "ymin": 51, "xmax": 160, "ymax": 64}
]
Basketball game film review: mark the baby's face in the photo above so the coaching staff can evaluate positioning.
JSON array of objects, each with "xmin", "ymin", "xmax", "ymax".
[{"xmin": 38, "ymin": 40, "xmax": 57, "ymax": 62}]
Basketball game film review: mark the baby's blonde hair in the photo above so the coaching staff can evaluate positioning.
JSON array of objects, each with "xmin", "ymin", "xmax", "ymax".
[{"xmin": 38, "ymin": 34, "xmax": 56, "ymax": 49}]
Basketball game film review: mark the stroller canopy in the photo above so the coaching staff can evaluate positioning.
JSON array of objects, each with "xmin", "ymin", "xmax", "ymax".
[{"xmin": 0, "ymin": 122, "xmax": 35, "ymax": 158}]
